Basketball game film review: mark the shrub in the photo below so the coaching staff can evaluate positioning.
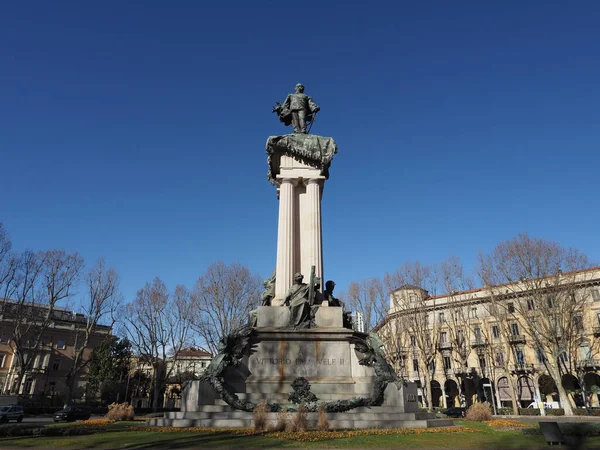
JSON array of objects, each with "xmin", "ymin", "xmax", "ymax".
[
  {"xmin": 269, "ymin": 406, "xmax": 288, "ymax": 432},
  {"xmin": 465, "ymin": 402, "xmax": 492, "ymax": 422},
  {"xmin": 253, "ymin": 401, "xmax": 268, "ymax": 432},
  {"xmin": 545, "ymin": 408, "xmax": 564, "ymax": 416},
  {"xmin": 316, "ymin": 404, "xmax": 330, "ymax": 431},
  {"xmin": 518, "ymin": 408, "xmax": 540, "ymax": 416},
  {"xmin": 287, "ymin": 403, "xmax": 308, "ymax": 432},
  {"xmin": 105, "ymin": 402, "xmax": 135, "ymax": 421}
]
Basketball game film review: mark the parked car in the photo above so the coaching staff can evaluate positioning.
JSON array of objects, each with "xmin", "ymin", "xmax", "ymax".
[
  {"xmin": 443, "ymin": 407, "xmax": 467, "ymax": 418},
  {"xmin": 53, "ymin": 405, "xmax": 91, "ymax": 422},
  {"xmin": 0, "ymin": 405, "xmax": 24, "ymax": 423}
]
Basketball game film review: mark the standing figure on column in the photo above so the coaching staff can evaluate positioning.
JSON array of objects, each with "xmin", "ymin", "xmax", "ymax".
[{"xmin": 272, "ymin": 83, "xmax": 320, "ymax": 134}]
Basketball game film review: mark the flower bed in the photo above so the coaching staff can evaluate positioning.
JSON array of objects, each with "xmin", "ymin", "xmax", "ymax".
[
  {"xmin": 484, "ymin": 419, "xmax": 534, "ymax": 428},
  {"xmin": 126, "ymin": 426, "xmax": 482, "ymax": 442}
]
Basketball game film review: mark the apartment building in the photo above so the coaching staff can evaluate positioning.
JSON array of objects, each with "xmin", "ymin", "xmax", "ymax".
[
  {"xmin": 0, "ymin": 302, "xmax": 111, "ymax": 399},
  {"xmin": 375, "ymin": 267, "xmax": 600, "ymax": 410}
]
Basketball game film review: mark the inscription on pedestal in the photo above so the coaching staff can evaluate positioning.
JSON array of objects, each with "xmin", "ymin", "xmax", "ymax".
[
  {"xmin": 256, "ymin": 357, "xmax": 345, "ymax": 366},
  {"xmin": 249, "ymin": 338, "xmax": 352, "ymax": 379}
]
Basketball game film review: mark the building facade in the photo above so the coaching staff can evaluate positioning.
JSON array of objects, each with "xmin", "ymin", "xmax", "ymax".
[
  {"xmin": 375, "ymin": 267, "xmax": 600, "ymax": 411},
  {"xmin": 0, "ymin": 303, "xmax": 111, "ymax": 401}
]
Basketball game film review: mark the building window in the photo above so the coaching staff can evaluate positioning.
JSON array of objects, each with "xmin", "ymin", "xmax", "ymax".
[
  {"xmin": 580, "ymin": 345, "xmax": 592, "ymax": 362},
  {"xmin": 495, "ymin": 351, "xmax": 505, "ymax": 366},
  {"xmin": 479, "ymin": 356, "xmax": 486, "ymax": 369},
  {"xmin": 57, "ymin": 340, "xmax": 66, "ymax": 350},
  {"xmin": 439, "ymin": 312, "xmax": 445, "ymax": 323},
  {"xmin": 457, "ymin": 330, "xmax": 464, "ymax": 345},
  {"xmin": 547, "ymin": 295, "xmax": 555, "ymax": 308},
  {"xmin": 410, "ymin": 335, "xmax": 416, "ymax": 346},
  {"xmin": 537, "ymin": 348, "xmax": 546, "ymax": 363},
  {"xmin": 492, "ymin": 325, "xmax": 500, "ymax": 339},
  {"xmin": 516, "ymin": 349, "xmax": 525, "ymax": 365},
  {"xmin": 474, "ymin": 326, "xmax": 482, "ymax": 342},
  {"xmin": 592, "ymin": 289, "xmax": 600, "ymax": 302},
  {"xmin": 471, "ymin": 307, "xmax": 478, "ymax": 318},
  {"xmin": 573, "ymin": 316, "xmax": 584, "ymax": 332},
  {"xmin": 559, "ymin": 352, "xmax": 569, "ymax": 364},
  {"xmin": 443, "ymin": 356, "xmax": 451, "ymax": 370},
  {"xmin": 510, "ymin": 323, "xmax": 520, "ymax": 336},
  {"xmin": 48, "ymin": 381, "xmax": 56, "ymax": 393},
  {"xmin": 526, "ymin": 299, "xmax": 535, "ymax": 310},
  {"xmin": 52, "ymin": 361, "xmax": 60, "ymax": 371},
  {"xmin": 413, "ymin": 359, "xmax": 419, "ymax": 372},
  {"xmin": 0, "ymin": 353, "xmax": 5, "ymax": 368},
  {"xmin": 440, "ymin": 332, "xmax": 448, "ymax": 343},
  {"xmin": 507, "ymin": 303, "xmax": 515, "ymax": 313},
  {"xmin": 23, "ymin": 378, "xmax": 33, "ymax": 395}
]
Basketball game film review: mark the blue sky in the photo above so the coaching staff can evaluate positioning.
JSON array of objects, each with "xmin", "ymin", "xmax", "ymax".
[{"xmin": 1, "ymin": 1, "xmax": 599, "ymax": 305}]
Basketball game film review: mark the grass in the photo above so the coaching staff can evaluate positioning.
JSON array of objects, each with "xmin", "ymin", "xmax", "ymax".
[{"xmin": 0, "ymin": 419, "xmax": 598, "ymax": 449}]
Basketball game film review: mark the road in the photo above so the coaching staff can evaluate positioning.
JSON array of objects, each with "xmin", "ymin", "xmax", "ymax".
[{"xmin": 2, "ymin": 414, "xmax": 105, "ymax": 427}]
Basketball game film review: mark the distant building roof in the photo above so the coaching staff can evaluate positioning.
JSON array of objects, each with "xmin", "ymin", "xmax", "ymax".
[{"xmin": 176, "ymin": 348, "xmax": 212, "ymax": 358}]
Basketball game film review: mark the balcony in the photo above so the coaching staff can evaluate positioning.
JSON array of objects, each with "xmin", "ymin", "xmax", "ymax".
[
  {"xmin": 576, "ymin": 359, "xmax": 600, "ymax": 370},
  {"xmin": 508, "ymin": 334, "xmax": 526, "ymax": 344},
  {"xmin": 471, "ymin": 338, "xmax": 487, "ymax": 348},
  {"xmin": 452, "ymin": 367, "xmax": 476, "ymax": 377},
  {"xmin": 593, "ymin": 327, "xmax": 600, "ymax": 337},
  {"xmin": 510, "ymin": 363, "xmax": 535, "ymax": 374},
  {"xmin": 438, "ymin": 341, "xmax": 452, "ymax": 350}
]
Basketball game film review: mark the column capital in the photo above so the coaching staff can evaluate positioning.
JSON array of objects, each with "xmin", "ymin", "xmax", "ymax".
[
  {"xmin": 306, "ymin": 177, "xmax": 324, "ymax": 185},
  {"xmin": 277, "ymin": 177, "xmax": 295, "ymax": 184}
]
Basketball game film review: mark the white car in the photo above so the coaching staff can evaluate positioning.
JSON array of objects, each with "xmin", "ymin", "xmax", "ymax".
[{"xmin": 527, "ymin": 401, "xmax": 559, "ymax": 409}]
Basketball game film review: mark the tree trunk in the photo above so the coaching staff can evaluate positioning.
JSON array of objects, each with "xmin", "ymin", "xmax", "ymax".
[
  {"xmin": 63, "ymin": 372, "xmax": 74, "ymax": 407},
  {"xmin": 11, "ymin": 369, "xmax": 26, "ymax": 395},
  {"xmin": 506, "ymin": 373, "xmax": 520, "ymax": 415},
  {"xmin": 152, "ymin": 378, "xmax": 161, "ymax": 411},
  {"xmin": 546, "ymin": 362, "xmax": 573, "ymax": 415},
  {"xmin": 423, "ymin": 371, "xmax": 433, "ymax": 412}
]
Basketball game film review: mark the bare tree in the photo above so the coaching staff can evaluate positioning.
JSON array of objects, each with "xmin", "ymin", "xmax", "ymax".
[
  {"xmin": 346, "ymin": 277, "xmax": 388, "ymax": 333},
  {"xmin": 0, "ymin": 223, "xmax": 18, "ymax": 302},
  {"xmin": 125, "ymin": 278, "xmax": 193, "ymax": 411},
  {"xmin": 478, "ymin": 233, "xmax": 594, "ymax": 416},
  {"xmin": 477, "ymin": 286, "xmax": 521, "ymax": 414},
  {"xmin": 3, "ymin": 250, "xmax": 83, "ymax": 394},
  {"xmin": 191, "ymin": 262, "xmax": 261, "ymax": 355},
  {"xmin": 63, "ymin": 258, "xmax": 121, "ymax": 405},
  {"xmin": 383, "ymin": 261, "xmax": 442, "ymax": 412}
]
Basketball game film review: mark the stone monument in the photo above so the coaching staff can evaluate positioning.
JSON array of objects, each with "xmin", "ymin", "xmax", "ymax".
[{"xmin": 147, "ymin": 84, "xmax": 452, "ymax": 429}]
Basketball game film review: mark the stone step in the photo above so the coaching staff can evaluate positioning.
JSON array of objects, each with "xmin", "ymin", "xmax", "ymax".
[
  {"xmin": 167, "ymin": 411, "xmax": 426, "ymax": 421},
  {"xmin": 147, "ymin": 417, "xmax": 453, "ymax": 429}
]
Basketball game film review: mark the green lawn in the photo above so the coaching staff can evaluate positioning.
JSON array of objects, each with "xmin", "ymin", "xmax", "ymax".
[{"xmin": 0, "ymin": 420, "xmax": 596, "ymax": 449}]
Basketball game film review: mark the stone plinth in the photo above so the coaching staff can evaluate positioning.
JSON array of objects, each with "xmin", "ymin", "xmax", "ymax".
[
  {"xmin": 255, "ymin": 305, "xmax": 343, "ymax": 329},
  {"xmin": 150, "ymin": 323, "xmax": 451, "ymax": 429}
]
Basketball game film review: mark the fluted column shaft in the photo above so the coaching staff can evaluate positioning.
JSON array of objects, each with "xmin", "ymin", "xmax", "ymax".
[
  {"xmin": 304, "ymin": 178, "xmax": 323, "ymax": 284},
  {"xmin": 274, "ymin": 178, "xmax": 295, "ymax": 305}
]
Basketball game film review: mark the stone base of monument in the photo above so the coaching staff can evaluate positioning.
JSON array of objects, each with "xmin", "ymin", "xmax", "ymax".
[{"xmin": 147, "ymin": 307, "xmax": 453, "ymax": 429}]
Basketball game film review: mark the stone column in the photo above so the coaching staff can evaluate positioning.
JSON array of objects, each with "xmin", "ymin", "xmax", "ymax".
[
  {"xmin": 303, "ymin": 177, "xmax": 324, "ymax": 283},
  {"xmin": 274, "ymin": 178, "xmax": 295, "ymax": 305}
]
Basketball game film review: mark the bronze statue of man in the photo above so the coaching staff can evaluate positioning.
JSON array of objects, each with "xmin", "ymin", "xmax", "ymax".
[
  {"xmin": 273, "ymin": 84, "xmax": 320, "ymax": 134},
  {"xmin": 324, "ymin": 280, "xmax": 354, "ymax": 329},
  {"xmin": 284, "ymin": 272, "xmax": 312, "ymax": 329}
]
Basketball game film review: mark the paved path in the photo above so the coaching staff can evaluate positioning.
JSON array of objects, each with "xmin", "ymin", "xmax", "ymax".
[{"xmin": 497, "ymin": 414, "xmax": 600, "ymax": 423}]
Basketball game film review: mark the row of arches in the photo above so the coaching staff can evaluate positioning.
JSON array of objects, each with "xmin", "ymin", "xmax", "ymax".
[{"xmin": 426, "ymin": 372, "xmax": 600, "ymax": 409}]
